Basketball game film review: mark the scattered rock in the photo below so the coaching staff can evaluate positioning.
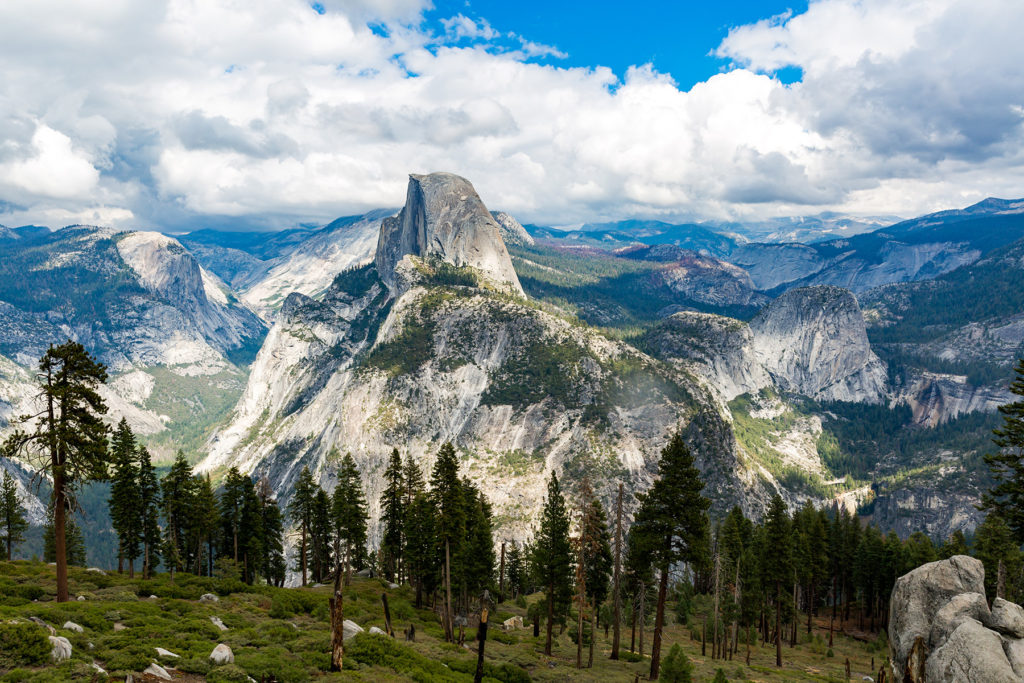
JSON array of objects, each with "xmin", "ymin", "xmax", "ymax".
[
  {"xmin": 77, "ymin": 595, "xmax": 86, "ymax": 601},
  {"xmin": 29, "ymin": 616, "xmax": 55, "ymax": 635},
  {"xmin": 143, "ymin": 662, "xmax": 172, "ymax": 680},
  {"xmin": 368, "ymin": 626, "xmax": 387, "ymax": 636},
  {"xmin": 502, "ymin": 616, "xmax": 524, "ymax": 631},
  {"xmin": 210, "ymin": 616, "xmax": 228, "ymax": 631},
  {"xmin": 87, "ymin": 567, "xmax": 106, "ymax": 574},
  {"xmin": 113, "ymin": 622, "xmax": 127, "ymax": 632},
  {"xmin": 210, "ymin": 643, "xmax": 234, "ymax": 664},
  {"xmin": 148, "ymin": 595, "xmax": 159, "ymax": 600},
  {"xmin": 199, "ymin": 593, "xmax": 219, "ymax": 603},
  {"xmin": 62, "ymin": 621, "xmax": 84, "ymax": 633},
  {"xmin": 91, "ymin": 661, "xmax": 107, "ymax": 676},
  {"xmin": 343, "ymin": 619, "xmax": 364, "ymax": 641},
  {"xmin": 388, "ymin": 582, "xmax": 399, "ymax": 589},
  {"xmin": 49, "ymin": 635, "xmax": 72, "ymax": 662},
  {"xmin": 154, "ymin": 647, "xmax": 180, "ymax": 658}
]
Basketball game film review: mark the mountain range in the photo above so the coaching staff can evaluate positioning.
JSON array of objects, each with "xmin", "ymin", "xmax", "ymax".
[{"xmin": 2, "ymin": 180, "xmax": 1023, "ymax": 565}]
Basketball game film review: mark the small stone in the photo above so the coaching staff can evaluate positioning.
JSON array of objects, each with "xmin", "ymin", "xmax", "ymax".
[
  {"xmin": 388, "ymin": 582, "xmax": 399, "ymax": 589},
  {"xmin": 87, "ymin": 567, "xmax": 106, "ymax": 574},
  {"xmin": 113, "ymin": 622, "xmax": 127, "ymax": 632},
  {"xmin": 49, "ymin": 635, "xmax": 72, "ymax": 662},
  {"xmin": 210, "ymin": 616, "xmax": 228, "ymax": 631},
  {"xmin": 91, "ymin": 661, "xmax": 107, "ymax": 676},
  {"xmin": 155, "ymin": 647, "xmax": 180, "ymax": 658},
  {"xmin": 369, "ymin": 626, "xmax": 387, "ymax": 636},
  {"xmin": 148, "ymin": 595, "xmax": 159, "ymax": 600},
  {"xmin": 209, "ymin": 643, "xmax": 234, "ymax": 664},
  {"xmin": 143, "ymin": 662, "xmax": 172, "ymax": 680},
  {"xmin": 200, "ymin": 593, "xmax": 219, "ymax": 602},
  {"xmin": 77, "ymin": 595, "xmax": 86, "ymax": 601},
  {"xmin": 63, "ymin": 621, "xmax": 84, "ymax": 633}
]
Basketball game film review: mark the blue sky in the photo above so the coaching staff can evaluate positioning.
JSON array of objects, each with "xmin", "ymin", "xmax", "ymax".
[
  {"xmin": 424, "ymin": 0, "xmax": 808, "ymax": 87},
  {"xmin": 0, "ymin": 0, "xmax": 1021, "ymax": 231}
]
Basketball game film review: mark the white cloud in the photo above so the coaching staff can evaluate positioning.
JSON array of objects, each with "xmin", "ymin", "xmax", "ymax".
[{"xmin": 0, "ymin": 0, "xmax": 1021, "ymax": 230}]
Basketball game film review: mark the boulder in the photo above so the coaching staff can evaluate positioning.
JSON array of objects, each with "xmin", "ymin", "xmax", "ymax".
[
  {"xmin": 890, "ymin": 555, "xmax": 1024, "ymax": 682},
  {"xmin": 926, "ymin": 619, "xmax": 1020, "ymax": 683},
  {"xmin": 369, "ymin": 626, "xmax": 387, "ymax": 636},
  {"xmin": 210, "ymin": 616, "xmax": 229, "ymax": 631},
  {"xmin": 343, "ymin": 619, "xmax": 364, "ymax": 641},
  {"xmin": 91, "ymin": 662, "xmax": 107, "ymax": 676},
  {"xmin": 87, "ymin": 567, "xmax": 106, "ymax": 574},
  {"xmin": 77, "ymin": 595, "xmax": 86, "ymax": 601},
  {"xmin": 49, "ymin": 635, "xmax": 72, "ymax": 662},
  {"xmin": 991, "ymin": 597, "xmax": 1024, "ymax": 638},
  {"xmin": 113, "ymin": 622, "xmax": 128, "ymax": 632},
  {"xmin": 155, "ymin": 647, "xmax": 180, "ymax": 658},
  {"xmin": 200, "ymin": 593, "xmax": 219, "ymax": 603},
  {"xmin": 502, "ymin": 616, "xmax": 524, "ymax": 631},
  {"xmin": 143, "ymin": 662, "xmax": 172, "ymax": 680},
  {"xmin": 209, "ymin": 643, "xmax": 234, "ymax": 664},
  {"xmin": 63, "ymin": 621, "xmax": 84, "ymax": 633}
]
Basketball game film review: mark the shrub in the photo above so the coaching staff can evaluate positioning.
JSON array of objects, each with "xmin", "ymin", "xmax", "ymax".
[
  {"xmin": 659, "ymin": 644, "xmax": 693, "ymax": 683},
  {"xmin": 207, "ymin": 664, "xmax": 251, "ymax": 683},
  {"xmin": 0, "ymin": 623, "xmax": 50, "ymax": 667},
  {"xmin": 514, "ymin": 595, "xmax": 527, "ymax": 609},
  {"xmin": 344, "ymin": 632, "xmax": 453, "ymax": 681},
  {"xmin": 826, "ymin": 647, "xmax": 834, "ymax": 657},
  {"xmin": 445, "ymin": 656, "xmax": 530, "ymax": 683},
  {"xmin": 711, "ymin": 669, "xmax": 728, "ymax": 683}
]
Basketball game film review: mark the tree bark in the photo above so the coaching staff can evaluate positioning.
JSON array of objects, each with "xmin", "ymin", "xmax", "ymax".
[
  {"xmin": 54, "ymin": 469, "xmax": 69, "ymax": 602},
  {"xmin": 712, "ymin": 551, "xmax": 720, "ymax": 660},
  {"xmin": 498, "ymin": 542, "xmax": 505, "ymax": 603},
  {"xmin": 649, "ymin": 565, "xmax": 669, "ymax": 681},
  {"xmin": 611, "ymin": 483, "xmax": 623, "ymax": 660},
  {"xmin": 589, "ymin": 600, "xmax": 597, "ymax": 668},
  {"xmin": 301, "ymin": 523, "xmax": 308, "ymax": 587},
  {"xmin": 445, "ymin": 538, "xmax": 454, "ymax": 643},
  {"xmin": 639, "ymin": 585, "xmax": 645, "ymax": 657},
  {"xmin": 474, "ymin": 608, "xmax": 488, "ymax": 683},
  {"xmin": 775, "ymin": 580, "xmax": 783, "ymax": 667},
  {"xmin": 545, "ymin": 582, "xmax": 555, "ymax": 655},
  {"xmin": 330, "ymin": 567, "xmax": 344, "ymax": 672}
]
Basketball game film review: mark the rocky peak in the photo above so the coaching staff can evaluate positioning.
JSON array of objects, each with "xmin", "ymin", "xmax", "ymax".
[
  {"xmin": 491, "ymin": 211, "xmax": 535, "ymax": 246},
  {"xmin": 749, "ymin": 285, "xmax": 887, "ymax": 402},
  {"xmin": 374, "ymin": 173, "xmax": 523, "ymax": 294}
]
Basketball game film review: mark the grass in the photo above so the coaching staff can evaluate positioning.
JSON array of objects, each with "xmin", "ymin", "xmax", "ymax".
[{"xmin": 0, "ymin": 561, "xmax": 881, "ymax": 682}]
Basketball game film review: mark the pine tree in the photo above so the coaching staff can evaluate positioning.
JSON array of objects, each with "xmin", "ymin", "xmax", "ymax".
[
  {"xmin": 631, "ymin": 433, "xmax": 710, "ymax": 680},
  {"xmin": 136, "ymin": 445, "xmax": 161, "ymax": 579},
  {"xmin": 333, "ymin": 453, "xmax": 368, "ymax": 583},
  {"xmin": 0, "ymin": 469, "xmax": 29, "ymax": 561},
  {"xmin": 288, "ymin": 466, "xmax": 317, "ymax": 586},
  {"xmin": 192, "ymin": 474, "xmax": 220, "ymax": 576},
  {"xmin": 430, "ymin": 442, "xmax": 465, "ymax": 642},
  {"xmin": 161, "ymin": 452, "xmax": 197, "ymax": 582},
  {"xmin": 44, "ymin": 505, "xmax": 86, "ymax": 567},
  {"xmin": 533, "ymin": 470, "xmax": 572, "ymax": 656},
  {"xmin": 404, "ymin": 491, "xmax": 439, "ymax": 608},
  {"xmin": 938, "ymin": 529, "xmax": 969, "ymax": 559},
  {"xmin": 108, "ymin": 418, "xmax": 139, "ymax": 575},
  {"xmin": 380, "ymin": 448, "xmax": 405, "ymax": 583},
  {"xmin": 579, "ymin": 486, "xmax": 612, "ymax": 668},
  {"xmin": 983, "ymin": 359, "xmax": 1024, "ymax": 541},
  {"xmin": 2, "ymin": 341, "xmax": 109, "ymax": 601},
  {"xmin": 237, "ymin": 475, "xmax": 266, "ymax": 584},
  {"xmin": 219, "ymin": 467, "xmax": 247, "ymax": 569},
  {"xmin": 762, "ymin": 495, "xmax": 792, "ymax": 668},
  {"xmin": 257, "ymin": 477, "xmax": 286, "ymax": 586},
  {"xmin": 312, "ymin": 487, "xmax": 333, "ymax": 583},
  {"xmin": 506, "ymin": 541, "xmax": 525, "ymax": 598},
  {"xmin": 974, "ymin": 512, "xmax": 1024, "ymax": 602}
]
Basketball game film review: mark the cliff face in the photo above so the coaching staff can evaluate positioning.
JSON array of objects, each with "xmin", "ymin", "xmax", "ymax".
[
  {"xmin": 375, "ymin": 173, "xmax": 523, "ymax": 294},
  {"xmin": 750, "ymin": 286, "xmax": 887, "ymax": 402}
]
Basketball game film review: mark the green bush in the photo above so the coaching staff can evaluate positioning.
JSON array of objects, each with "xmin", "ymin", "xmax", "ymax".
[
  {"xmin": 207, "ymin": 664, "xmax": 251, "ymax": 683},
  {"xmin": 711, "ymin": 668, "xmax": 728, "ymax": 683},
  {"xmin": 0, "ymin": 623, "xmax": 50, "ymax": 667},
  {"xmin": 345, "ymin": 632, "xmax": 454, "ymax": 681},
  {"xmin": 235, "ymin": 647, "xmax": 312, "ymax": 683},
  {"xmin": 659, "ymin": 643, "xmax": 693, "ymax": 683},
  {"xmin": 445, "ymin": 656, "xmax": 530, "ymax": 683},
  {"xmin": 514, "ymin": 595, "xmax": 527, "ymax": 609}
]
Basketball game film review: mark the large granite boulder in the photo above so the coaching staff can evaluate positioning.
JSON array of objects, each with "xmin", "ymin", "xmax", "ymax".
[{"xmin": 890, "ymin": 555, "xmax": 1024, "ymax": 681}]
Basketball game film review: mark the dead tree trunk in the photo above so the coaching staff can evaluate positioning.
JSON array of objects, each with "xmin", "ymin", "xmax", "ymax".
[{"xmin": 329, "ymin": 567, "xmax": 344, "ymax": 672}]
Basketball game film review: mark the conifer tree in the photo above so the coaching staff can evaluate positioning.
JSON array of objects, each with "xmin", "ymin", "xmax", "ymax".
[
  {"xmin": 381, "ymin": 448, "xmax": 405, "ymax": 582},
  {"xmin": 462, "ymin": 478, "xmax": 495, "ymax": 606},
  {"xmin": 762, "ymin": 495, "xmax": 792, "ymax": 667},
  {"xmin": 2, "ymin": 341, "xmax": 109, "ymax": 601},
  {"xmin": 404, "ymin": 490, "xmax": 439, "ymax": 608},
  {"xmin": 312, "ymin": 487, "xmax": 333, "ymax": 583},
  {"xmin": 219, "ymin": 467, "xmax": 247, "ymax": 568},
  {"xmin": 192, "ymin": 474, "xmax": 220, "ymax": 576},
  {"xmin": 506, "ymin": 541, "xmax": 525, "ymax": 599},
  {"xmin": 161, "ymin": 451, "xmax": 197, "ymax": 581},
  {"xmin": 631, "ymin": 433, "xmax": 710, "ymax": 680},
  {"xmin": 257, "ymin": 477, "xmax": 287, "ymax": 586},
  {"xmin": 288, "ymin": 466, "xmax": 317, "ymax": 586},
  {"xmin": 136, "ymin": 445, "xmax": 161, "ymax": 579},
  {"xmin": 237, "ymin": 475, "xmax": 267, "ymax": 584},
  {"xmin": 333, "ymin": 453, "xmax": 368, "ymax": 583},
  {"xmin": 580, "ymin": 491, "xmax": 612, "ymax": 668},
  {"xmin": 108, "ymin": 418, "xmax": 139, "ymax": 575},
  {"xmin": 44, "ymin": 505, "xmax": 86, "ymax": 567},
  {"xmin": 533, "ymin": 470, "xmax": 572, "ymax": 656},
  {"xmin": 983, "ymin": 358, "xmax": 1024, "ymax": 541},
  {"xmin": 974, "ymin": 512, "xmax": 1024, "ymax": 602},
  {"xmin": 430, "ymin": 442, "xmax": 465, "ymax": 642},
  {"xmin": 0, "ymin": 469, "xmax": 28, "ymax": 561},
  {"xmin": 938, "ymin": 529, "xmax": 969, "ymax": 559}
]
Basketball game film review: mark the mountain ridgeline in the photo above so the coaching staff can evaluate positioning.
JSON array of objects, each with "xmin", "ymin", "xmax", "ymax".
[{"xmin": 3, "ymin": 176, "xmax": 1024, "ymax": 563}]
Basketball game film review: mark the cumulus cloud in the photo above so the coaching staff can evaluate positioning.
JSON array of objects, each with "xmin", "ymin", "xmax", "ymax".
[{"xmin": 0, "ymin": 0, "xmax": 1021, "ymax": 230}]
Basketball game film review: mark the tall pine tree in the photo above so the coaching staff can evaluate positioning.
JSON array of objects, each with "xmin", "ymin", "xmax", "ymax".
[
  {"xmin": 762, "ymin": 495, "xmax": 792, "ymax": 667},
  {"xmin": 533, "ymin": 470, "xmax": 572, "ymax": 656},
  {"xmin": 983, "ymin": 358, "xmax": 1024, "ymax": 541},
  {"xmin": 137, "ymin": 446, "xmax": 161, "ymax": 579},
  {"xmin": 332, "ymin": 453, "xmax": 368, "ymax": 583},
  {"xmin": 108, "ymin": 418, "xmax": 139, "ymax": 575},
  {"xmin": 0, "ymin": 469, "xmax": 29, "ymax": 561},
  {"xmin": 380, "ymin": 448, "xmax": 405, "ymax": 583},
  {"xmin": 430, "ymin": 442, "xmax": 465, "ymax": 642},
  {"xmin": 288, "ymin": 466, "xmax": 317, "ymax": 586}
]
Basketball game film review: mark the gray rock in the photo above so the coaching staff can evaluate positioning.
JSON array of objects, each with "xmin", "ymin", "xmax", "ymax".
[
  {"xmin": 491, "ymin": 211, "xmax": 534, "ymax": 247},
  {"xmin": 890, "ymin": 555, "xmax": 986, "ymax": 677},
  {"xmin": 87, "ymin": 567, "xmax": 106, "ymax": 574},
  {"xmin": 113, "ymin": 622, "xmax": 127, "ymax": 632},
  {"xmin": 49, "ymin": 635, "xmax": 72, "ymax": 662},
  {"xmin": 91, "ymin": 661, "xmax": 107, "ymax": 676},
  {"xmin": 368, "ymin": 626, "xmax": 387, "ymax": 636},
  {"xmin": 63, "ymin": 621, "xmax": 84, "ymax": 633},
  {"xmin": 143, "ymin": 662, "xmax": 172, "ymax": 680},
  {"xmin": 29, "ymin": 616, "xmax": 55, "ymax": 635},
  {"xmin": 209, "ymin": 643, "xmax": 234, "ymax": 664},
  {"xmin": 343, "ymin": 619, "xmax": 364, "ymax": 641},
  {"xmin": 1003, "ymin": 635, "xmax": 1024, "ymax": 677},
  {"xmin": 77, "ymin": 595, "xmax": 86, "ymax": 601},
  {"xmin": 210, "ymin": 615, "xmax": 228, "ymax": 631},
  {"xmin": 926, "ymin": 618, "xmax": 1020, "ymax": 683},
  {"xmin": 199, "ymin": 593, "xmax": 219, "ymax": 603},
  {"xmin": 991, "ymin": 597, "xmax": 1024, "ymax": 638},
  {"xmin": 929, "ymin": 592, "xmax": 990, "ymax": 647},
  {"xmin": 148, "ymin": 595, "xmax": 159, "ymax": 600},
  {"xmin": 375, "ymin": 173, "xmax": 524, "ymax": 295},
  {"xmin": 154, "ymin": 647, "xmax": 180, "ymax": 658}
]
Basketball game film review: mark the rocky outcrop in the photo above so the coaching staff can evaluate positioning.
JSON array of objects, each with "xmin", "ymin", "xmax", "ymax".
[
  {"xmin": 899, "ymin": 371, "xmax": 1013, "ymax": 426},
  {"xmin": 620, "ymin": 246, "xmax": 767, "ymax": 308},
  {"xmin": 889, "ymin": 555, "xmax": 1024, "ymax": 681},
  {"xmin": 491, "ymin": 212, "xmax": 534, "ymax": 247},
  {"xmin": 375, "ymin": 173, "xmax": 523, "ymax": 294},
  {"xmin": 209, "ymin": 643, "xmax": 234, "ymax": 665},
  {"xmin": 750, "ymin": 286, "xmax": 886, "ymax": 402}
]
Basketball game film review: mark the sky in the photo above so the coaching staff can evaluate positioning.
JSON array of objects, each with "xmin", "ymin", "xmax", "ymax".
[{"xmin": 0, "ymin": 0, "xmax": 1022, "ymax": 231}]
